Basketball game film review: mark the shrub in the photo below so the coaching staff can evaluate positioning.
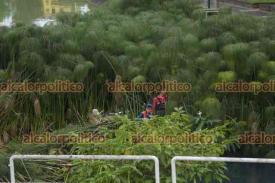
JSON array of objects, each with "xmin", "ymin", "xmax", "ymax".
[
  {"xmin": 200, "ymin": 97, "xmax": 222, "ymax": 119},
  {"xmin": 65, "ymin": 113, "xmax": 235, "ymax": 183}
]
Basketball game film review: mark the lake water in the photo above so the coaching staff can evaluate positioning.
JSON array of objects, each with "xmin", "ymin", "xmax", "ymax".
[
  {"xmin": 0, "ymin": 0, "xmax": 94, "ymax": 27},
  {"xmin": 225, "ymin": 163, "xmax": 275, "ymax": 183}
]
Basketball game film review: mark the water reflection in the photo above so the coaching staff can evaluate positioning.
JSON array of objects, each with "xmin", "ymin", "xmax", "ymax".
[{"xmin": 0, "ymin": 0, "xmax": 91, "ymax": 27}]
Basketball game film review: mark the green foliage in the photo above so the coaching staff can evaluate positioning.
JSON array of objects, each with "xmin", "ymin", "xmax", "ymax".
[
  {"xmin": 217, "ymin": 32, "xmax": 237, "ymax": 49},
  {"xmin": 73, "ymin": 61, "xmax": 94, "ymax": 81},
  {"xmin": 263, "ymin": 105, "xmax": 275, "ymax": 137},
  {"xmin": 18, "ymin": 52, "xmax": 45, "ymax": 78},
  {"xmin": 247, "ymin": 0, "xmax": 275, "ymax": 4},
  {"xmin": 200, "ymin": 97, "xmax": 222, "ymax": 119},
  {"xmin": 247, "ymin": 52, "xmax": 268, "ymax": 77},
  {"xmin": 0, "ymin": 69, "xmax": 8, "ymax": 81},
  {"xmin": 200, "ymin": 38, "xmax": 217, "ymax": 52},
  {"xmin": 64, "ymin": 113, "xmax": 235, "ymax": 183},
  {"xmin": 131, "ymin": 75, "xmax": 146, "ymax": 83},
  {"xmin": 223, "ymin": 43, "xmax": 250, "ymax": 76},
  {"xmin": 0, "ymin": 113, "xmax": 237, "ymax": 182},
  {"xmin": 217, "ymin": 71, "xmax": 236, "ymax": 82},
  {"xmin": 263, "ymin": 61, "xmax": 275, "ymax": 75}
]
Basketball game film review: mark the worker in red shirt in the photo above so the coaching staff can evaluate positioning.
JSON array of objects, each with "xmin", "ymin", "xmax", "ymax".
[{"xmin": 152, "ymin": 91, "xmax": 168, "ymax": 116}]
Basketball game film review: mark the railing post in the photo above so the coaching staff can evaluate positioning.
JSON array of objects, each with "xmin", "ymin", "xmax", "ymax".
[
  {"xmin": 9, "ymin": 155, "xmax": 160, "ymax": 183},
  {"xmin": 9, "ymin": 156, "xmax": 15, "ymax": 183},
  {"xmin": 171, "ymin": 156, "xmax": 275, "ymax": 183},
  {"xmin": 171, "ymin": 157, "xmax": 177, "ymax": 183}
]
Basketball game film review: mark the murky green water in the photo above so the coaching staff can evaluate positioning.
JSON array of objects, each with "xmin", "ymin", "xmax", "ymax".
[
  {"xmin": 0, "ymin": 0, "xmax": 92, "ymax": 26},
  {"xmin": 225, "ymin": 163, "xmax": 275, "ymax": 183}
]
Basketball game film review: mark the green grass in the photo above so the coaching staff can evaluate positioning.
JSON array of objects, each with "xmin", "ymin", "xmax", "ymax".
[{"xmin": 247, "ymin": 0, "xmax": 275, "ymax": 4}]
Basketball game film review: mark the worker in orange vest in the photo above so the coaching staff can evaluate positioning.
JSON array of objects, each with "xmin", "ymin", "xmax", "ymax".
[{"xmin": 138, "ymin": 104, "xmax": 153, "ymax": 120}]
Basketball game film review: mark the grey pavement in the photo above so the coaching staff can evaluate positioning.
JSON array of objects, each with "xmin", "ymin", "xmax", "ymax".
[{"xmin": 219, "ymin": 1, "xmax": 271, "ymax": 16}]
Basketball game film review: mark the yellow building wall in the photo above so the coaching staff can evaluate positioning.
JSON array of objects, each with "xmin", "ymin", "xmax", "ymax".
[{"xmin": 42, "ymin": 0, "xmax": 73, "ymax": 17}]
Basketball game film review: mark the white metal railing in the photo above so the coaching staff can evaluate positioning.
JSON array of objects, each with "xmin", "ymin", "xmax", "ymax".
[
  {"xmin": 11, "ymin": 155, "xmax": 275, "ymax": 183},
  {"xmin": 9, "ymin": 155, "xmax": 160, "ymax": 183},
  {"xmin": 171, "ymin": 156, "xmax": 275, "ymax": 183}
]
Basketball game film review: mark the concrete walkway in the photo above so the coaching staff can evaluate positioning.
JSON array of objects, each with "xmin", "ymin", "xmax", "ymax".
[
  {"xmin": 218, "ymin": 0, "xmax": 272, "ymax": 16},
  {"xmin": 201, "ymin": 0, "xmax": 272, "ymax": 16}
]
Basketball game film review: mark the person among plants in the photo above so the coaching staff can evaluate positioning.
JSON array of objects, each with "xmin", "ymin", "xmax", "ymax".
[
  {"xmin": 138, "ymin": 104, "xmax": 153, "ymax": 120},
  {"xmin": 88, "ymin": 109, "xmax": 102, "ymax": 125},
  {"xmin": 152, "ymin": 91, "xmax": 168, "ymax": 116}
]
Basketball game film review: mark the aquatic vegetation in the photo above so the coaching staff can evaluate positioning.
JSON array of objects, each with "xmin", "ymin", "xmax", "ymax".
[{"xmin": 0, "ymin": 112, "xmax": 237, "ymax": 182}]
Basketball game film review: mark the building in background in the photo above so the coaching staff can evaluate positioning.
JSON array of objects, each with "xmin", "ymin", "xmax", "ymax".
[
  {"xmin": 203, "ymin": 0, "xmax": 219, "ymax": 17},
  {"xmin": 42, "ymin": 0, "xmax": 74, "ymax": 17},
  {"xmin": 204, "ymin": 0, "xmax": 219, "ymax": 9}
]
